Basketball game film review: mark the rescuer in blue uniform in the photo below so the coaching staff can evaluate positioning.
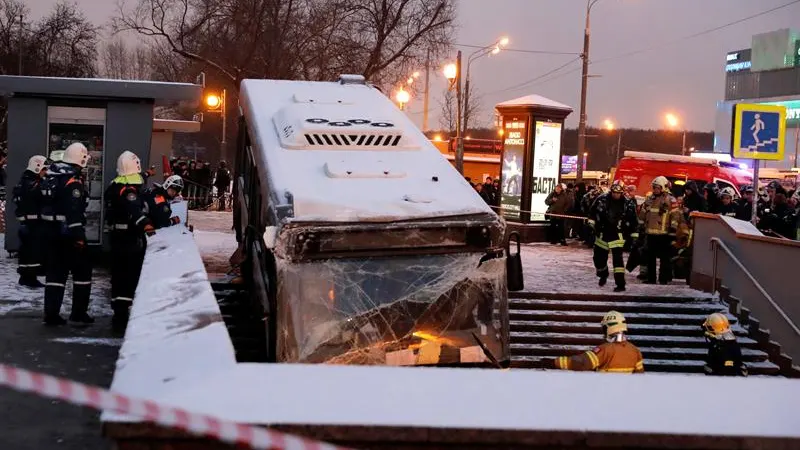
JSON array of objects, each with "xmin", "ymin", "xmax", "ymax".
[
  {"xmin": 105, "ymin": 151, "xmax": 155, "ymax": 330},
  {"xmin": 13, "ymin": 155, "xmax": 48, "ymax": 288},
  {"xmin": 40, "ymin": 143, "xmax": 94, "ymax": 326},
  {"xmin": 143, "ymin": 175, "xmax": 184, "ymax": 229}
]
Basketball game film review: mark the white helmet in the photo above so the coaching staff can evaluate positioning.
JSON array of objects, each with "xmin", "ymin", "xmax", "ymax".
[
  {"xmin": 63, "ymin": 142, "xmax": 89, "ymax": 168},
  {"xmin": 116, "ymin": 151, "xmax": 142, "ymax": 176},
  {"xmin": 26, "ymin": 155, "xmax": 47, "ymax": 173},
  {"xmin": 163, "ymin": 175, "xmax": 184, "ymax": 193},
  {"xmin": 719, "ymin": 187, "xmax": 736, "ymax": 199},
  {"xmin": 651, "ymin": 176, "xmax": 668, "ymax": 189}
]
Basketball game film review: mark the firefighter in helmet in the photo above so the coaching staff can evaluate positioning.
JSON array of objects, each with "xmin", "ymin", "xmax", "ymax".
[
  {"xmin": 554, "ymin": 311, "xmax": 645, "ymax": 373},
  {"xmin": 639, "ymin": 176, "xmax": 683, "ymax": 284},
  {"xmin": 13, "ymin": 155, "xmax": 48, "ymax": 288},
  {"xmin": 588, "ymin": 180, "xmax": 638, "ymax": 292},
  {"xmin": 40, "ymin": 143, "xmax": 94, "ymax": 326},
  {"xmin": 105, "ymin": 150, "xmax": 155, "ymax": 330},
  {"xmin": 702, "ymin": 312, "xmax": 747, "ymax": 377},
  {"xmin": 717, "ymin": 187, "xmax": 737, "ymax": 218},
  {"xmin": 142, "ymin": 175, "xmax": 184, "ymax": 229}
]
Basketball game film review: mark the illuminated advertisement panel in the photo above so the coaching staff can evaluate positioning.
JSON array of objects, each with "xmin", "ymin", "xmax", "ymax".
[
  {"xmin": 500, "ymin": 119, "xmax": 527, "ymax": 220},
  {"xmin": 530, "ymin": 121, "xmax": 562, "ymax": 220}
]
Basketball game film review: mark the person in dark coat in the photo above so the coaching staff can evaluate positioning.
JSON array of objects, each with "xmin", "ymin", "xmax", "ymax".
[
  {"xmin": 13, "ymin": 155, "xmax": 48, "ymax": 287},
  {"xmin": 545, "ymin": 183, "xmax": 574, "ymax": 246},
  {"xmin": 214, "ymin": 161, "xmax": 232, "ymax": 211},
  {"xmin": 681, "ymin": 181, "xmax": 706, "ymax": 219}
]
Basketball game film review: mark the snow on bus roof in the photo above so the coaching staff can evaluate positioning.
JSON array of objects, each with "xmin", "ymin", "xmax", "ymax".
[{"xmin": 239, "ymin": 78, "xmax": 494, "ymax": 223}]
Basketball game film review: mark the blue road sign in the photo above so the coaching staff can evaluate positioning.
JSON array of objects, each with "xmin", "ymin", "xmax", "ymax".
[{"xmin": 732, "ymin": 103, "xmax": 786, "ymax": 161}]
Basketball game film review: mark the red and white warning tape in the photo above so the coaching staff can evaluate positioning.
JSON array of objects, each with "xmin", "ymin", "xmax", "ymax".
[{"xmin": 0, "ymin": 363, "xmax": 345, "ymax": 450}]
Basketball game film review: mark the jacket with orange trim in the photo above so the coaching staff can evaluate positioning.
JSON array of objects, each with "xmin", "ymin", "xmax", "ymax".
[
  {"xmin": 142, "ymin": 186, "xmax": 175, "ymax": 229},
  {"xmin": 554, "ymin": 339, "xmax": 644, "ymax": 373},
  {"xmin": 41, "ymin": 162, "xmax": 88, "ymax": 241},
  {"xmin": 104, "ymin": 182, "xmax": 151, "ymax": 232}
]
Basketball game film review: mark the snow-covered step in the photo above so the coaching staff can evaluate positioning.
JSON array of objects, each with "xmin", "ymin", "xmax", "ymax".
[
  {"xmin": 509, "ymin": 292, "xmax": 714, "ymax": 303},
  {"xmin": 508, "ymin": 298, "xmax": 729, "ymax": 314},
  {"xmin": 508, "ymin": 320, "xmax": 750, "ymax": 336},
  {"xmin": 509, "ymin": 343, "xmax": 769, "ymax": 362},
  {"xmin": 508, "ymin": 309, "xmax": 737, "ymax": 326},
  {"xmin": 509, "ymin": 356, "xmax": 781, "ymax": 375},
  {"xmin": 510, "ymin": 332, "xmax": 760, "ymax": 349}
]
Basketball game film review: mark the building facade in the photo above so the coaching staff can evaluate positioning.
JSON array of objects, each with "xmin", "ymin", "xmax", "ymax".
[{"xmin": 715, "ymin": 28, "xmax": 800, "ymax": 169}]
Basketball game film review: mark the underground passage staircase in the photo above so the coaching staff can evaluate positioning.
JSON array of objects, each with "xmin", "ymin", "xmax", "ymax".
[{"xmin": 507, "ymin": 292, "xmax": 785, "ymax": 375}]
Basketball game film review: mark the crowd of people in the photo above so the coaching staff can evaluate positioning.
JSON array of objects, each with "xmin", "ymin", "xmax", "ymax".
[
  {"xmin": 468, "ymin": 176, "xmax": 502, "ymax": 207},
  {"xmin": 168, "ymin": 157, "xmax": 231, "ymax": 210}
]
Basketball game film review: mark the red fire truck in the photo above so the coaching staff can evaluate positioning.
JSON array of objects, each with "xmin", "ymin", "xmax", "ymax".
[{"xmin": 613, "ymin": 151, "xmax": 753, "ymax": 202}]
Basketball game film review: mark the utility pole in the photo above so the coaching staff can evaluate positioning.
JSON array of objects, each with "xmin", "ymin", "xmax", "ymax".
[
  {"xmin": 221, "ymin": 89, "xmax": 227, "ymax": 162},
  {"xmin": 576, "ymin": 5, "xmax": 592, "ymax": 184},
  {"xmin": 681, "ymin": 130, "xmax": 687, "ymax": 156},
  {"xmin": 454, "ymin": 51, "xmax": 464, "ymax": 175},
  {"xmin": 18, "ymin": 13, "xmax": 24, "ymax": 75},
  {"xmin": 422, "ymin": 48, "xmax": 431, "ymax": 131},
  {"xmin": 615, "ymin": 129, "xmax": 623, "ymax": 166}
]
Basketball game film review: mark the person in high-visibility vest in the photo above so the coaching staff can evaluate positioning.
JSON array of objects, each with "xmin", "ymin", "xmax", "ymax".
[{"xmin": 554, "ymin": 311, "xmax": 644, "ymax": 373}]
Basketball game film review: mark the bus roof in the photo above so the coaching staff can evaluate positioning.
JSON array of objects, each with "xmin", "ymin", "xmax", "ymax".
[{"xmin": 239, "ymin": 76, "xmax": 495, "ymax": 223}]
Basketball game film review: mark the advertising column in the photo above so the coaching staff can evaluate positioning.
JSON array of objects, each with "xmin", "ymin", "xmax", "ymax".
[
  {"xmin": 530, "ymin": 121, "xmax": 562, "ymax": 220},
  {"xmin": 500, "ymin": 119, "xmax": 528, "ymax": 220}
]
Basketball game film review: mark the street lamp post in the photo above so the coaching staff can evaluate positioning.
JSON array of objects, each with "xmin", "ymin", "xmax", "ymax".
[
  {"xmin": 577, "ymin": 0, "xmax": 603, "ymax": 184},
  {"xmin": 665, "ymin": 112, "xmax": 686, "ymax": 155},
  {"xmin": 395, "ymin": 88, "xmax": 411, "ymax": 110},
  {"xmin": 605, "ymin": 119, "xmax": 623, "ymax": 165},
  {"xmin": 444, "ymin": 54, "xmax": 464, "ymax": 174},
  {"xmin": 462, "ymin": 36, "xmax": 509, "ymax": 141}
]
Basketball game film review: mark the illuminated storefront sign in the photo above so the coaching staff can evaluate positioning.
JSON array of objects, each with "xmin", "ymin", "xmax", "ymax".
[
  {"xmin": 725, "ymin": 49, "xmax": 752, "ymax": 73},
  {"xmin": 726, "ymin": 61, "xmax": 752, "ymax": 72},
  {"xmin": 761, "ymin": 100, "xmax": 800, "ymax": 122}
]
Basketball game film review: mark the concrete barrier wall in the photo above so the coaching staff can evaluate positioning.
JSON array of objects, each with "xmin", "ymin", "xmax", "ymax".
[{"xmin": 690, "ymin": 213, "xmax": 800, "ymax": 363}]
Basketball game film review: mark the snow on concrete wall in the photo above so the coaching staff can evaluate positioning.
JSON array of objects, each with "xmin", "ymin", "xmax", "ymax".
[{"xmin": 102, "ymin": 225, "xmax": 236, "ymax": 422}]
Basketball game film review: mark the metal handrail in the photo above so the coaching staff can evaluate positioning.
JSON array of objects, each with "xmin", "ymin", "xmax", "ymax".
[{"xmin": 710, "ymin": 237, "xmax": 800, "ymax": 337}]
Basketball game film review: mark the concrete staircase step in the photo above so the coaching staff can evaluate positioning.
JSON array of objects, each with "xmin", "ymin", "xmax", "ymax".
[
  {"xmin": 508, "ymin": 298, "xmax": 729, "ymax": 314},
  {"xmin": 510, "ymin": 355, "xmax": 781, "ymax": 375},
  {"xmin": 508, "ymin": 320, "xmax": 749, "ymax": 337},
  {"xmin": 510, "ymin": 332, "xmax": 760, "ymax": 349},
  {"xmin": 509, "ymin": 343, "xmax": 770, "ymax": 362},
  {"xmin": 508, "ymin": 309, "xmax": 738, "ymax": 326},
  {"xmin": 509, "ymin": 292, "xmax": 714, "ymax": 303}
]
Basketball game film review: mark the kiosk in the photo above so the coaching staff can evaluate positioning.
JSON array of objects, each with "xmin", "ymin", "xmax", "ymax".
[
  {"xmin": 0, "ymin": 76, "xmax": 202, "ymax": 252},
  {"xmin": 495, "ymin": 95, "xmax": 573, "ymax": 241}
]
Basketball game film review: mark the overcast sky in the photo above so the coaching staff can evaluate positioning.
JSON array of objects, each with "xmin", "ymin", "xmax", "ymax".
[{"xmin": 25, "ymin": 0, "xmax": 800, "ymax": 131}]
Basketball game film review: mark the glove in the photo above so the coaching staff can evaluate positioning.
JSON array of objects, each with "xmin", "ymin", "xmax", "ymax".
[
  {"xmin": 144, "ymin": 224, "xmax": 156, "ymax": 237},
  {"xmin": 170, "ymin": 216, "xmax": 181, "ymax": 225}
]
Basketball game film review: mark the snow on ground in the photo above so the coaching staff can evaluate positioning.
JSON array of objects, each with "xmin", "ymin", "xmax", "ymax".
[
  {"xmin": 0, "ymin": 234, "xmax": 113, "ymax": 317},
  {"xmin": 189, "ymin": 211, "xmax": 238, "ymax": 276},
  {"xmin": 520, "ymin": 240, "xmax": 710, "ymax": 297}
]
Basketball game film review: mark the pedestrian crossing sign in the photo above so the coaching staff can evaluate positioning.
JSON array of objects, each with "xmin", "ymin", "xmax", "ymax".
[{"xmin": 732, "ymin": 103, "xmax": 786, "ymax": 161}]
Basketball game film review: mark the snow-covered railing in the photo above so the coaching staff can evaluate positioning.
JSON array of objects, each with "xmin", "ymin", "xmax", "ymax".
[{"xmin": 102, "ymin": 225, "xmax": 237, "ymax": 426}]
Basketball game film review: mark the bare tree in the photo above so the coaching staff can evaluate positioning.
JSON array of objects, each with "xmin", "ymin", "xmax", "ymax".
[
  {"xmin": 29, "ymin": 3, "xmax": 98, "ymax": 77},
  {"xmin": 100, "ymin": 38, "xmax": 155, "ymax": 80},
  {"xmin": 112, "ymin": 0, "xmax": 455, "ymax": 92},
  {"xmin": 437, "ymin": 86, "xmax": 483, "ymax": 136}
]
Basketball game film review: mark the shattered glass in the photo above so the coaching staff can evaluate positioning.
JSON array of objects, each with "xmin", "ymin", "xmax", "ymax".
[{"xmin": 275, "ymin": 252, "xmax": 509, "ymax": 366}]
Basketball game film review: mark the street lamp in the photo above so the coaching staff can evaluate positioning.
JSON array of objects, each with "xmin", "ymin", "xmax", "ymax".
[
  {"xmin": 604, "ymin": 118, "xmax": 624, "ymax": 165},
  {"xmin": 203, "ymin": 89, "xmax": 227, "ymax": 158},
  {"xmin": 665, "ymin": 112, "xmax": 687, "ymax": 155},
  {"xmin": 577, "ymin": 0, "xmax": 604, "ymax": 184},
  {"xmin": 443, "ymin": 57, "xmax": 463, "ymax": 173},
  {"xmin": 395, "ymin": 88, "xmax": 411, "ymax": 110}
]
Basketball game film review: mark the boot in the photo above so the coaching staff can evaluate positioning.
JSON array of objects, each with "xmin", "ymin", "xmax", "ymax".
[
  {"xmin": 598, "ymin": 276, "xmax": 608, "ymax": 287},
  {"xmin": 614, "ymin": 285, "xmax": 626, "ymax": 292},
  {"xmin": 68, "ymin": 312, "xmax": 95, "ymax": 326},
  {"xmin": 43, "ymin": 315, "xmax": 67, "ymax": 326},
  {"xmin": 19, "ymin": 276, "xmax": 44, "ymax": 288}
]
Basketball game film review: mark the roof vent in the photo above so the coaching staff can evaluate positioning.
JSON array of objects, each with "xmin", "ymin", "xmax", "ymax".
[
  {"xmin": 273, "ymin": 103, "xmax": 419, "ymax": 151},
  {"xmin": 324, "ymin": 160, "xmax": 407, "ymax": 179},
  {"xmin": 338, "ymin": 74, "xmax": 367, "ymax": 85}
]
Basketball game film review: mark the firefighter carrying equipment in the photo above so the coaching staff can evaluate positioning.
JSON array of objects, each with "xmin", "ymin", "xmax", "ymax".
[
  {"xmin": 117, "ymin": 151, "xmax": 142, "ymax": 177},
  {"xmin": 62, "ymin": 143, "xmax": 89, "ymax": 168},
  {"xmin": 27, "ymin": 155, "xmax": 47, "ymax": 174}
]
